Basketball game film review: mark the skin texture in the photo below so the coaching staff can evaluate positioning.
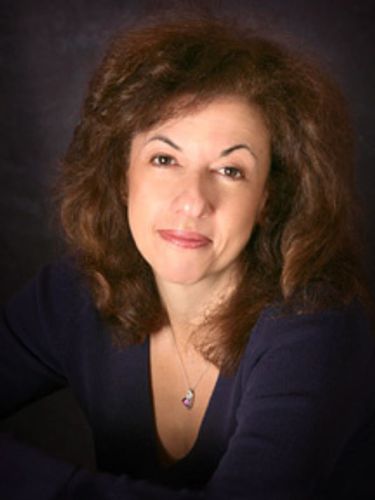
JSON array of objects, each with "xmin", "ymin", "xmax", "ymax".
[
  {"xmin": 127, "ymin": 96, "xmax": 271, "ymax": 298},
  {"xmin": 127, "ymin": 96, "xmax": 271, "ymax": 462}
]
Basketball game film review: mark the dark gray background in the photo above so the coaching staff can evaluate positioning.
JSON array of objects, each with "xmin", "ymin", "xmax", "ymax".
[{"xmin": 1, "ymin": 0, "xmax": 374, "ymax": 468}]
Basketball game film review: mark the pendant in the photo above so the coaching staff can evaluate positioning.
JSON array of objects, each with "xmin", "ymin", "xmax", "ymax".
[{"xmin": 181, "ymin": 388, "xmax": 195, "ymax": 410}]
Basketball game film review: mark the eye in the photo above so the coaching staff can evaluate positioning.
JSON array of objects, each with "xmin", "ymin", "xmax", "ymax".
[
  {"xmin": 151, "ymin": 154, "xmax": 177, "ymax": 167},
  {"xmin": 217, "ymin": 166, "xmax": 244, "ymax": 180}
]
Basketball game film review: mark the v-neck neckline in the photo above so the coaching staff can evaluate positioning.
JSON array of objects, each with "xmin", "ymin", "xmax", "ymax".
[{"xmin": 144, "ymin": 335, "xmax": 224, "ymax": 469}]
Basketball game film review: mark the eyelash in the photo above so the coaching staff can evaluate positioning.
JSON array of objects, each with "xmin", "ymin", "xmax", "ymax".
[
  {"xmin": 217, "ymin": 166, "xmax": 244, "ymax": 180},
  {"xmin": 150, "ymin": 154, "xmax": 177, "ymax": 166},
  {"xmin": 150, "ymin": 154, "xmax": 245, "ymax": 181}
]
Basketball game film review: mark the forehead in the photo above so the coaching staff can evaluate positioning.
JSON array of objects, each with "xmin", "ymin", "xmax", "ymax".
[
  {"xmin": 129, "ymin": 96, "xmax": 271, "ymax": 170},
  {"xmin": 135, "ymin": 95, "xmax": 270, "ymax": 143}
]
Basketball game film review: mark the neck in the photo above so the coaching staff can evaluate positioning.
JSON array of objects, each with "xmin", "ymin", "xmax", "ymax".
[{"xmin": 155, "ymin": 272, "xmax": 237, "ymax": 349}]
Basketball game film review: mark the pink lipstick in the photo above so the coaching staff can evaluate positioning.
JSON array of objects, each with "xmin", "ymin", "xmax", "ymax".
[{"xmin": 158, "ymin": 230, "xmax": 212, "ymax": 249}]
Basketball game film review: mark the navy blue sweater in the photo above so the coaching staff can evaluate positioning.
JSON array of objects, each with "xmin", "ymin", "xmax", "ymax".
[{"xmin": 1, "ymin": 258, "xmax": 375, "ymax": 499}]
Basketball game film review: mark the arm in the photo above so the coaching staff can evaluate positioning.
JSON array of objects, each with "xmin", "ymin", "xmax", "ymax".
[
  {"xmin": 207, "ymin": 306, "xmax": 375, "ymax": 499},
  {"xmin": 0, "ymin": 264, "xmax": 68, "ymax": 418}
]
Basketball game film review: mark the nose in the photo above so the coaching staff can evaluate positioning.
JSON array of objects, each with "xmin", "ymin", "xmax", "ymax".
[{"xmin": 172, "ymin": 172, "xmax": 214, "ymax": 218}]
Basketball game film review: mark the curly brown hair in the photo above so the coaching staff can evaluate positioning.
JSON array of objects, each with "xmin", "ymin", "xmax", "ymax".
[{"xmin": 58, "ymin": 15, "xmax": 368, "ymax": 373}]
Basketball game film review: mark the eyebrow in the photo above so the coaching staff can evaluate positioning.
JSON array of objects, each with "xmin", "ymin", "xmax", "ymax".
[
  {"xmin": 146, "ymin": 135, "xmax": 257, "ymax": 159},
  {"xmin": 146, "ymin": 135, "xmax": 181, "ymax": 151},
  {"xmin": 220, "ymin": 144, "xmax": 257, "ymax": 160}
]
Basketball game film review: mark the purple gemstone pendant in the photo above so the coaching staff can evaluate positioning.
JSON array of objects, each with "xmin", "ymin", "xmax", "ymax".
[{"xmin": 181, "ymin": 388, "xmax": 195, "ymax": 409}]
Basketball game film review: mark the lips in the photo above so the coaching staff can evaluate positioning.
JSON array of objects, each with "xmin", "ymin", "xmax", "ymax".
[{"xmin": 157, "ymin": 229, "xmax": 212, "ymax": 249}]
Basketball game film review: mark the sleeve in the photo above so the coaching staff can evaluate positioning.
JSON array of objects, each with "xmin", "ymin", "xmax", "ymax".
[
  {"xmin": 1, "ymin": 270, "xmax": 375, "ymax": 499},
  {"xmin": 206, "ymin": 305, "xmax": 375, "ymax": 499},
  {"xmin": 0, "ymin": 261, "xmax": 70, "ymax": 418}
]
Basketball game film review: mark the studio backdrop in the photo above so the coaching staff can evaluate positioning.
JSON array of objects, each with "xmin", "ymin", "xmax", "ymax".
[{"xmin": 1, "ymin": 0, "xmax": 374, "ymax": 468}]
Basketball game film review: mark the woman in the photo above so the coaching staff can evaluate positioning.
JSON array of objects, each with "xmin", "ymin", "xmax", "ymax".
[{"xmin": 1, "ymin": 15, "xmax": 374, "ymax": 500}]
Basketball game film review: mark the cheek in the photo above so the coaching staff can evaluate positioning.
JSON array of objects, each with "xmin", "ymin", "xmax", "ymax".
[
  {"xmin": 222, "ymin": 194, "xmax": 263, "ymax": 247},
  {"xmin": 127, "ymin": 174, "xmax": 147, "ymax": 235},
  {"xmin": 127, "ymin": 178, "xmax": 164, "ymax": 237}
]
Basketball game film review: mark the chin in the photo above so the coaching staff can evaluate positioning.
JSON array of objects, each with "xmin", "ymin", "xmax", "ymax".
[
  {"xmin": 159, "ymin": 273, "xmax": 205, "ymax": 286},
  {"xmin": 154, "ymin": 265, "xmax": 210, "ymax": 287}
]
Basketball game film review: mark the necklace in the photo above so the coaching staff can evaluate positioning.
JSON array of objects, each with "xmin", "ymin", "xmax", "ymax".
[{"xmin": 170, "ymin": 328, "xmax": 211, "ymax": 410}]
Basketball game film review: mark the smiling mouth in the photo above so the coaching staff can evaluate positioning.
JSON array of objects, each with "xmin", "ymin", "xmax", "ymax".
[{"xmin": 157, "ymin": 229, "xmax": 212, "ymax": 249}]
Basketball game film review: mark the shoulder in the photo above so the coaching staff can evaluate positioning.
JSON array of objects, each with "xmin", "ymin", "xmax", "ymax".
[
  {"xmin": 240, "ymin": 301, "xmax": 375, "ymax": 390},
  {"xmin": 249, "ymin": 301, "xmax": 373, "ymax": 352},
  {"xmin": 8, "ymin": 254, "xmax": 89, "ymax": 305},
  {"xmin": 4, "ymin": 255, "xmax": 96, "ymax": 341},
  {"xmin": 32, "ymin": 254, "xmax": 88, "ymax": 297}
]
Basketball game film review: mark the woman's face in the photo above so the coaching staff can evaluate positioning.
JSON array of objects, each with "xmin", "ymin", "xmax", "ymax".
[{"xmin": 127, "ymin": 96, "xmax": 270, "ymax": 289}]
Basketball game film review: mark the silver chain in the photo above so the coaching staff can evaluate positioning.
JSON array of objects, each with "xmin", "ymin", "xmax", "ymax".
[{"xmin": 170, "ymin": 327, "xmax": 211, "ymax": 391}]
